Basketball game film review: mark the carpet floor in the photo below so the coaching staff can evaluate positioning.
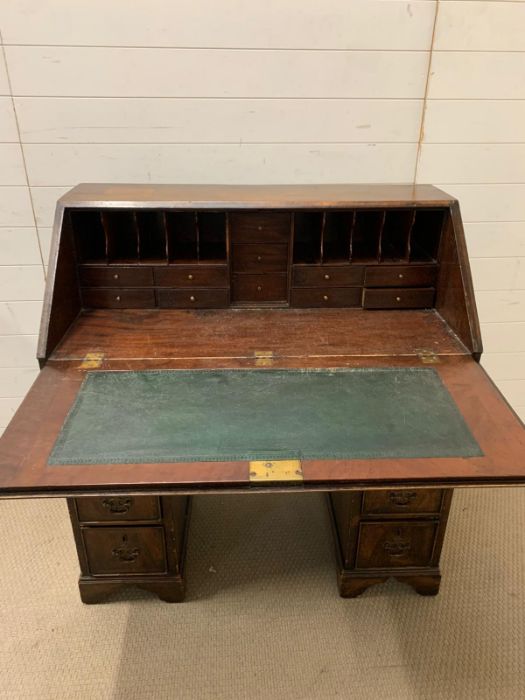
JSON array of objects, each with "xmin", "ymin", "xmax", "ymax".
[{"xmin": 1, "ymin": 488, "xmax": 524, "ymax": 699}]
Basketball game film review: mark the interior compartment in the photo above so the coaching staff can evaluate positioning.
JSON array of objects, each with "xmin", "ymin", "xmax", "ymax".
[
  {"xmin": 293, "ymin": 212, "xmax": 323, "ymax": 264},
  {"xmin": 136, "ymin": 211, "xmax": 167, "ymax": 263},
  {"xmin": 351, "ymin": 210, "xmax": 384, "ymax": 262},
  {"xmin": 197, "ymin": 212, "xmax": 227, "ymax": 261},
  {"xmin": 70, "ymin": 210, "xmax": 107, "ymax": 263},
  {"xmin": 103, "ymin": 211, "xmax": 139, "ymax": 264},
  {"xmin": 380, "ymin": 209, "xmax": 414, "ymax": 262},
  {"xmin": 166, "ymin": 212, "xmax": 198, "ymax": 262},
  {"xmin": 323, "ymin": 211, "xmax": 354, "ymax": 263},
  {"xmin": 409, "ymin": 209, "xmax": 444, "ymax": 262}
]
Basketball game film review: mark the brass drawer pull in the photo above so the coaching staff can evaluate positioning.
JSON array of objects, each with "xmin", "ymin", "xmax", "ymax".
[
  {"xmin": 115, "ymin": 295, "xmax": 121, "ymax": 302},
  {"xmin": 324, "ymin": 274, "xmax": 330, "ymax": 280},
  {"xmin": 383, "ymin": 533, "xmax": 411, "ymax": 558},
  {"xmin": 102, "ymin": 496, "xmax": 133, "ymax": 514},
  {"xmin": 388, "ymin": 491, "xmax": 417, "ymax": 507},
  {"xmin": 187, "ymin": 274, "xmax": 194, "ymax": 280},
  {"xmin": 323, "ymin": 295, "xmax": 329, "ymax": 301},
  {"xmin": 257, "ymin": 286, "xmax": 262, "ymax": 292},
  {"xmin": 398, "ymin": 273, "xmax": 404, "ymax": 279},
  {"xmin": 257, "ymin": 256, "xmax": 262, "ymax": 262},
  {"xmin": 113, "ymin": 273, "xmax": 119, "ymax": 280},
  {"xmin": 112, "ymin": 535, "xmax": 140, "ymax": 563},
  {"xmin": 189, "ymin": 295, "xmax": 196, "ymax": 302},
  {"xmin": 396, "ymin": 296, "xmax": 401, "ymax": 302}
]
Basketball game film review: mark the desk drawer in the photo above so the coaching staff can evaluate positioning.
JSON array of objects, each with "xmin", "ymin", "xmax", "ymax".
[
  {"xmin": 293, "ymin": 265, "xmax": 364, "ymax": 288},
  {"xmin": 232, "ymin": 244, "xmax": 288, "ymax": 272},
  {"xmin": 232, "ymin": 274, "xmax": 287, "ymax": 302},
  {"xmin": 291, "ymin": 287, "xmax": 361, "ymax": 308},
  {"xmin": 229, "ymin": 212, "xmax": 291, "ymax": 243},
  {"xmin": 154, "ymin": 265, "xmax": 228, "ymax": 288},
  {"xmin": 362, "ymin": 490, "xmax": 444, "ymax": 515},
  {"xmin": 356, "ymin": 521, "xmax": 438, "ymax": 569},
  {"xmin": 363, "ymin": 287, "xmax": 435, "ymax": 309},
  {"xmin": 157, "ymin": 288, "xmax": 229, "ymax": 308},
  {"xmin": 365, "ymin": 265, "xmax": 438, "ymax": 288},
  {"xmin": 81, "ymin": 288, "xmax": 155, "ymax": 308},
  {"xmin": 76, "ymin": 496, "xmax": 161, "ymax": 523},
  {"xmin": 79, "ymin": 266, "xmax": 154, "ymax": 288},
  {"xmin": 82, "ymin": 526, "xmax": 167, "ymax": 576}
]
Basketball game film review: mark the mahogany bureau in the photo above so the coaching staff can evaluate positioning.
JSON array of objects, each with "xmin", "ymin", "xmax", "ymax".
[{"xmin": 0, "ymin": 184, "xmax": 523, "ymax": 604}]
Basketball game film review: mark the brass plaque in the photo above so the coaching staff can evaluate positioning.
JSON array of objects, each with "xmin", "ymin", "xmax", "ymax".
[{"xmin": 249, "ymin": 459, "xmax": 303, "ymax": 483}]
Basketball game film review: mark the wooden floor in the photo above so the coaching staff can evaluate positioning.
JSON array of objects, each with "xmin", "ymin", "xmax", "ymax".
[{"xmin": 52, "ymin": 308, "xmax": 467, "ymax": 361}]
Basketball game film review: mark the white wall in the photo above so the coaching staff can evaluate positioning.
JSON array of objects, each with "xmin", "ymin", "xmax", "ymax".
[{"xmin": 0, "ymin": 1, "xmax": 524, "ymax": 430}]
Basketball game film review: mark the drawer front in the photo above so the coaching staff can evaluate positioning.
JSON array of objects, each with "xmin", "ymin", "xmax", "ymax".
[
  {"xmin": 82, "ymin": 288, "xmax": 155, "ymax": 308},
  {"xmin": 82, "ymin": 526, "xmax": 167, "ymax": 576},
  {"xmin": 232, "ymin": 274, "xmax": 287, "ymax": 302},
  {"xmin": 293, "ymin": 265, "xmax": 365, "ymax": 288},
  {"xmin": 362, "ymin": 489, "xmax": 444, "ymax": 515},
  {"xmin": 363, "ymin": 287, "xmax": 435, "ymax": 309},
  {"xmin": 79, "ymin": 266, "xmax": 154, "ymax": 288},
  {"xmin": 154, "ymin": 265, "xmax": 228, "ymax": 288},
  {"xmin": 232, "ymin": 244, "xmax": 288, "ymax": 272},
  {"xmin": 229, "ymin": 212, "xmax": 291, "ymax": 243},
  {"xmin": 76, "ymin": 496, "xmax": 161, "ymax": 523},
  {"xmin": 290, "ymin": 287, "xmax": 361, "ymax": 308},
  {"xmin": 157, "ymin": 288, "xmax": 229, "ymax": 308},
  {"xmin": 365, "ymin": 265, "xmax": 438, "ymax": 288},
  {"xmin": 356, "ymin": 522, "xmax": 438, "ymax": 569}
]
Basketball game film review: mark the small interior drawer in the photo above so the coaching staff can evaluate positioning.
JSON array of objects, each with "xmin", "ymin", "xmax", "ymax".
[
  {"xmin": 363, "ymin": 287, "xmax": 435, "ymax": 309},
  {"xmin": 81, "ymin": 288, "xmax": 155, "ymax": 309},
  {"xmin": 290, "ymin": 287, "xmax": 361, "ymax": 308},
  {"xmin": 232, "ymin": 244, "xmax": 288, "ymax": 272},
  {"xmin": 154, "ymin": 265, "xmax": 228, "ymax": 288},
  {"xmin": 79, "ymin": 266, "xmax": 154, "ymax": 288},
  {"xmin": 76, "ymin": 496, "xmax": 161, "ymax": 523},
  {"xmin": 229, "ymin": 212, "xmax": 291, "ymax": 243},
  {"xmin": 356, "ymin": 521, "xmax": 438, "ymax": 569},
  {"xmin": 362, "ymin": 489, "xmax": 444, "ymax": 515},
  {"xmin": 292, "ymin": 265, "xmax": 364, "ymax": 288},
  {"xmin": 231, "ymin": 273, "xmax": 287, "ymax": 303},
  {"xmin": 157, "ymin": 288, "xmax": 229, "ymax": 308},
  {"xmin": 365, "ymin": 265, "xmax": 438, "ymax": 288},
  {"xmin": 82, "ymin": 526, "xmax": 167, "ymax": 576}
]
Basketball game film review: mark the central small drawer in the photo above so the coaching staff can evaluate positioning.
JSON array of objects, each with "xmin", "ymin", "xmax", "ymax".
[
  {"xmin": 232, "ymin": 274, "xmax": 287, "ymax": 303},
  {"xmin": 232, "ymin": 244, "xmax": 288, "ymax": 273},
  {"xmin": 79, "ymin": 266, "xmax": 153, "ymax": 288},
  {"xmin": 76, "ymin": 496, "xmax": 161, "ymax": 523},
  {"xmin": 82, "ymin": 526, "xmax": 167, "ymax": 576},
  {"xmin": 293, "ymin": 265, "xmax": 364, "ymax": 287},
  {"xmin": 229, "ymin": 212, "xmax": 291, "ymax": 243},
  {"xmin": 157, "ymin": 288, "xmax": 229, "ymax": 308},
  {"xmin": 154, "ymin": 265, "xmax": 228, "ymax": 288},
  {"xmin": 356, "ymin": 521, "xmax": 438, "ymax": 569}
]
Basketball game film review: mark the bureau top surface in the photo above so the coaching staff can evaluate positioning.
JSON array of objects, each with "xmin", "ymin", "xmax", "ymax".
[{"xmin": 59, "ymin": 183, "xmax": 455, "ymax": 209}]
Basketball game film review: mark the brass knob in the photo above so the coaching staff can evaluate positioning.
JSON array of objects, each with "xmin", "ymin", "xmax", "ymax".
[
  {"xmin": 190, "ymin": 295, "xmax": 196, "ymax": 302},
  {"xmin": 257, "ymin": 286, "xmax": 262, "ymax": 292},
  {"xmin": 188, "ymin": 274, "xmax": 194, "ymax": 280},
  {"xmin": 396, "ymin": 296, "xmax": 401, "ymax": 302},
  {"xmin": 398, "ymin": 273, "xmax": 404, "ymax": 279},
  {"xmin": 323, "ymin": 295, "xmax": 329, "ymax": 301},
  {"xmin": 324, "ymin": 274, "xmax": 330, "ymax": 280},
  {"xmin": 257, "ymin": 256, "xmax": 262, "ymax": 262},
  {"xmin": 257, "ymin": 225, "xmax": 262, "ymax": 231},
  {"xmin": 113, "ymin": 273, "xmax": 119, "ymax": 280},
  {"xmin": 115, "ymin": 295, "xmax": 121, "ymax": 302}
]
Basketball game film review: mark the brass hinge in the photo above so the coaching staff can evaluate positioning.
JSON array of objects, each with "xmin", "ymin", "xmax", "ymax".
[{"xmin": 417, "ymin": 349, "xmax": 440, "ymax": 364}]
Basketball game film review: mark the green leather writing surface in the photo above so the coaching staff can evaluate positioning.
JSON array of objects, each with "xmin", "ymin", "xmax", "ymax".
[{"xmin": 48, "ymin": 368, "xmax": 482, "ymax": 465}]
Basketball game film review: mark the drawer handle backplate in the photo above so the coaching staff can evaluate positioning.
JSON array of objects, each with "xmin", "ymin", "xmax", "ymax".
[
  {"xmin": 102, "ymin": 496, "xmax": 133, "ymax": 514},
  {"xmin": 112, "ymin": 535, "xmax": 140, "ymax": 563},
  {"xmin": 388, "ymin": 491, "xmax": 417, "ymax": 507},
  {"xmin": 383, "ymin": 532, "xmax": 411, "ymax": 558}
]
